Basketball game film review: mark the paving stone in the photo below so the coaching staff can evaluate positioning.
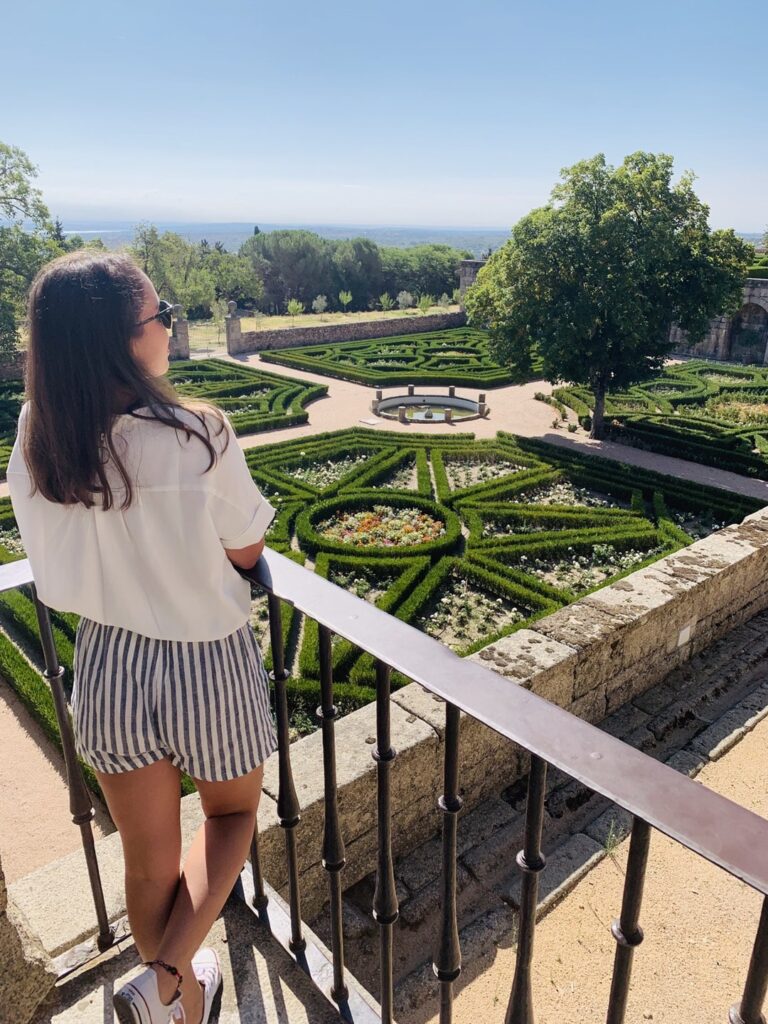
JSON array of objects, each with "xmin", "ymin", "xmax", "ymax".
[
  {"xmin": 546, "ymin": 778, "xmax": 594, "ymax": 820},
  {"xmin": 503, "ymin": 833, "xmax": 604, "ymax": 915},
  {"xmin": 646, "ymin": 700, "xmax": 705, "ymax": 743},
  {"xmin": 664, "ymin": 749, "xmax": 708, "ymax": 777},
  {"xmin": 398, "ymin": 863, "xmax": 473, "ymax": 928},
  {"xmin": 633, "ymin": 683, "xmax": 678, "ymax": 715},
  {"xmin": 456, "ymin": 796, "xmax": 520, "ymax": 858},
  {"xmin": 623, "ymin": 724, "xmax": 658, "ymax": 755},
  {"xmin": 395, "ymin": 837, "xmax": 441, "ymax": 894},
  {"xmin": 600, "ymin": 702, "xmax": 651, "ymax": 739},
  {"xmin": 341, "ymin": 896, "xmax": 376, "ymax": 939},
  {"xmin": 584, "ymin": 805, "xmax": 634, "ymax": 847},
  {"xmin": 461, "ymin": 816, "xmax": 529, "ymax": 885},
  {"xmin": 690, "ymin": 709, "xmax": 750, "ymax": 760}
]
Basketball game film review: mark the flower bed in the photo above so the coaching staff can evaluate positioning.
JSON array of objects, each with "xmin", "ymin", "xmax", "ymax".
[{"xmin": 317, "ymin": 505, "xmax": 445, "ymax": 548}]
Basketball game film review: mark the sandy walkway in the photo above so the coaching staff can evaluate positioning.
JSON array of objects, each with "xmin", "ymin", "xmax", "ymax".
[
  {"xmin": 418, "ymin": 714, "xmax": 768, "ymax": 1024},
  {"xmin": 0, "ymin": 677, "xmax": 113, "ymax": 883}
]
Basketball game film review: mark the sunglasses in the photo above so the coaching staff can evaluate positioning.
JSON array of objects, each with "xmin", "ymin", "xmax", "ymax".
[{"xmin": 134, "ymin": 299, "xmax": 174, "ymax": 330}]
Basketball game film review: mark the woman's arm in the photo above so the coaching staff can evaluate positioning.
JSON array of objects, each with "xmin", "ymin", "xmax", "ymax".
[{"xmin": 224, "ymin": 536, "xmax": 265, "ymax": 571}]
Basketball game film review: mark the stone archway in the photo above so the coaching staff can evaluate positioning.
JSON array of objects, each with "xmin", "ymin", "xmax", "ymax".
[{"xmin": 727, "ymin": 303, "xmax": 768, "ymax": 364}]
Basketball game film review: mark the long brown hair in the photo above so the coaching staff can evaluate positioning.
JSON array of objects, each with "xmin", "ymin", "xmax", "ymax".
[{"xmin": 23, "ymin": 249, "xmax": 228, "ymax": 510}]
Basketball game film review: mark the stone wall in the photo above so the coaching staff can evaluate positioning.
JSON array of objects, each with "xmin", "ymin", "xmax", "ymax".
[
  {"xmin": 458, "ymin": 259, "xmax": 487, "ymax": 304},
  {"xmin": 225, "ymin": 311, "xmax": 467, "ymax": 356},
  {"xmin": 12, "ymin": 501, "xmax": 768, "ymax": 948},
  {"xmin": 0, "ymin": 352, "xmax": 26, "ymax": 381},
  {"xmin": 0, "ymin": 851, "xmax": 56, "ymax": 1024},
  {"xmin": 672, "ymin": 278, "xmax": 768, "ymax": 362}
]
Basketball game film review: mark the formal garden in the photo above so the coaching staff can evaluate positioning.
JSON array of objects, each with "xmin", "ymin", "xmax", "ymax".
[
  {"xmin": 0, "ymin": 420, "xmax": 757, "ymax": 791},
  {"xmin": 549, "ymin": 359, "xmax": 768, "ymax": 479},
  {"xmin": 0, "ymin": 359, "xmax": 327, "ymax": 480},
  {"xmin": 259, "ymin": 327, "xmax": 543, "ymax": 387}
]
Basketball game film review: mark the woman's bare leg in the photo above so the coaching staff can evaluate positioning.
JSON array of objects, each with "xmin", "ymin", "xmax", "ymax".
[
  {"xmin": 95, "ymin": 759, "xmax": 182, "ymax": 965},
  {"xmin": 150, "ymin": 764, "xmax": 265, "ymax": 1021}
]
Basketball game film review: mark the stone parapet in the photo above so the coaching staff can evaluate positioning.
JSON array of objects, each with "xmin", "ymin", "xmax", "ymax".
[
  {"xmin": 226, "ymin": 312, "xmax": 467, "ymax": 355},
  {"xmin": 0, "ymin": 852, "xmax": 56, "ymax": 1024},
  {"xmin": 11, "ymin": 503, "xmax": 768, "ymax": 958}
]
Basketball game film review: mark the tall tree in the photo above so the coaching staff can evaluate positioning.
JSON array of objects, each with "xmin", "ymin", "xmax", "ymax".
[
  {"xmin": 0, "ymin": 141, "xmax": 57, "ymax": 355},
  {"xmin": 466, "ymin": 152, "xmax": 752, "ymax": 438}
]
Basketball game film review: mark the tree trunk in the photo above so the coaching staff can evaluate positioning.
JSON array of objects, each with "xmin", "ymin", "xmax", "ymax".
[{"xmin": 590, "ymin": 382, "xmax": 607, "ymax": 439}]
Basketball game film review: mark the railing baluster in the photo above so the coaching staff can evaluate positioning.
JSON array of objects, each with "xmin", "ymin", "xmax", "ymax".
[
  {"xmin": 730, "ymin": 897, "xmax": 768, "ymax": 1024},
  {"xmin": 505, "ymin": 754, "xmax": 548, "ymax": 1024},
  {"xmin": 249, "ymin": 826, "xmax": 268, "ymax": 911},
  {"xmin": 31, "ymin": 588, "xmax": 114, "ymax": 952},
  {"xmin": 433, "ymin": 701, "xmax": 462, "ymax": 1024},
  {"xmin": 606, "ymin": 816, "xmax": 651, "ymax": 1024},
  {"xmin": 268, "ymin": 592, "xmax": 306, "ymax": 952},
  {"xmin": 372, "ymin": 659, "xmax": 398, "ymax": 1024},
  {"xmin": 318, "ymin": 624, "xmax": 348, "ymax": 1001}
]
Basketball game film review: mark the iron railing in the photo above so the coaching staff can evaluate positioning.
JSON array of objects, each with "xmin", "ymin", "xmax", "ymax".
[{"xmin": 5, "ymin": 550, "xmax": 768, "ymax": 1023}]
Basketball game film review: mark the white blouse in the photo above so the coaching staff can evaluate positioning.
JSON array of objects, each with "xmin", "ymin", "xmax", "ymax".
[{"xmin": 7, "ymin": 402, "xmax": 275, "ymax": 641}]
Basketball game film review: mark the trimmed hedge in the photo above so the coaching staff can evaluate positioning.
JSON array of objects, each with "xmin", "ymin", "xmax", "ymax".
[
  {"xmin": 0, "ymin": 424, "xmax": 758, "ymax": 759},
  {"xmin": 169, "ymin": 358, "xmax": 327, "ymax": 434},
  {"xmin": 553, "ymin": 361, "xmax": 768, "ymax": 479},
  {"xmin": 259, "ymin": 328, "xmax": 542, "ymax": 388}
]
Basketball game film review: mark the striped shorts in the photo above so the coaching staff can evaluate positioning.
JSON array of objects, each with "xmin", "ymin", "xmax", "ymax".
[{"xmin": 71, "ymin": 618, "xmax": 277, "ymax": 781}]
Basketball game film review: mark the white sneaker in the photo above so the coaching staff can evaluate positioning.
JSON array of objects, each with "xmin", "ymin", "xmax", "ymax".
[
  {"xmin": 191, "ymin": 948, "xmax": 223, "ymax": 1024},
  {"xmin": 113, "ymin": 965, "xmax": 182, "ymax": 1024}
]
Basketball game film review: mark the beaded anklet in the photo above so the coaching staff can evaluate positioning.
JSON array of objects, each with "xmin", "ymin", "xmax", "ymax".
[{"xmin": 145, "ymin": 958, "xmax": 184, "ymax": 1000}]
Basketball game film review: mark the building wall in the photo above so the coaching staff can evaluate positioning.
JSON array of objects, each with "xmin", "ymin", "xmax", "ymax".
[{"xmin": 672, "ymin": 279, "xmax": 768, "ymax": 363}]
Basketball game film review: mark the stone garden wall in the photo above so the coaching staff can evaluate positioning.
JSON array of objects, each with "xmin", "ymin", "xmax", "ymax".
[
  {"xmin": 671, "ymin": 279, "xmax": 768, "ymax": 363},
  {"xmin": 225, "ymin": 311, "xmax": 467, "ymax": 356},
  {"xmin": 12, "ymin": 500, "xmax": 768, "ymax": 954}
]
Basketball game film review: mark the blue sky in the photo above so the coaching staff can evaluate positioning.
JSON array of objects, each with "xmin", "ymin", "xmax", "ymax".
[{"xmin": 3, "ymin": 0, "xmax": 765, "ymax": 230}]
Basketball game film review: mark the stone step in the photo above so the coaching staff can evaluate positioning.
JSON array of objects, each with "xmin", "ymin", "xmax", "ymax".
[{"xmin": 30, "ymin": 896, "xmax": 342, "ymax": 1024}]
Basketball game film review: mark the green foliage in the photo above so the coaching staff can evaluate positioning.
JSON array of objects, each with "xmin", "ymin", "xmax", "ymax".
[
  {"xmin": 417, "ymin": 294, "xmax": 434, "ymax": 314},
  {"xmin": 0, "ymin": 425, "xmax": 756, "ymax": 755},
  {"xmin": 338, "ymin": 289, "xmax": 353, "ymax": 311},
  {"xmin": 466, "ymin": 151, "xmax": 753, "ymax": 439},
  {"xmin": 379, "ymin": 292, "xmax": 395, "ymax": 311},
  {"xmin": 553, "ymin": 360, "xmax": 768, "ymax": 480},
  {"xmin": 286, "ymin": 298, "xmax": 304, "ymax": 319},
  {"xmin": 260, "ymin": 327, "xmax": 541, "ymax": 388},
  {"xmin": 167, "ymin": 358, "xmax": 327, "ymax": 437}
]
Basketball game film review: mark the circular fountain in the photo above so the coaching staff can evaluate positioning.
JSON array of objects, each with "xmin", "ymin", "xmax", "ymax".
[{"xmin": 372, "ymin": 386, "xmax": 488, "ymax": 423}]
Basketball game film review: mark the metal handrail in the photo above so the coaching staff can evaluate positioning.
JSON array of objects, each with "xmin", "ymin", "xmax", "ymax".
[
  {"xmin": 241, "ymin": 549, "xmax": 768, "ymax": 897},
  {"xmin": 5, "ymin": 551, "xmax": 768, "ymax": 1024},
  {"xmin": 5, "ymin": 553, "xmax": 768, "ymax": 894}
]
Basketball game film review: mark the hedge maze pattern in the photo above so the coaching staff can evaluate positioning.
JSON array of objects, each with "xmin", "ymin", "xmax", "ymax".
[
  {"xmin": 553, "ymin": 360, "xmax": 768, "ymax": 479},
  {"xmin": 242, "ymin": 426, "xmax": 758, "ymax": 731},
  {"xmin": 259, "ymin": 327, "xmax": 543, "ymax": 388},
  {"xmin": 168, "ymin": 358, "xmax": 327, "ymax": 434},
  {"xmin": 0, "ymin": 360, "xmax": 326, "ymax": 481},
  {"xmin": 0, "ymin": 424, "xmax": 758, "ymax": 769}
]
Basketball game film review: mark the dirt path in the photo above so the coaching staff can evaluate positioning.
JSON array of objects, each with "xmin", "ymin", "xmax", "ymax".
[
  {"xmin": 0, "ymin": 677, "xmax": 113, "ymax": 883},
  {"xmin": 418, "ymin": 713, "xmax": 768, "ymax": 1024}
]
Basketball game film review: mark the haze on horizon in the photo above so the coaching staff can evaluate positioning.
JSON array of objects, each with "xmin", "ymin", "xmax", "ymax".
[{"xmin": 3, "ymin": 0, "xmax": 766, "ymax": 234}]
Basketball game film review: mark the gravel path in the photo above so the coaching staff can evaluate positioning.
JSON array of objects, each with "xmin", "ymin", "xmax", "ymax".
[{"xmin": 418, "ymin": 713, "xmax": 768, "ymax": 1024}]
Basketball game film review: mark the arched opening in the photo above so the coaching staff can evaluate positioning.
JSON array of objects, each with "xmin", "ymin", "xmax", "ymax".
[{"xmin": 728, "ymin": 303, "xmax": 768, "ymax": 364}]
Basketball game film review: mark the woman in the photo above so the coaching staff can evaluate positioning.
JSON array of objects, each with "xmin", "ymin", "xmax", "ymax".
[{"xmin": 8, "ymin": 250, "xmax": 277, "ymax": 1024}]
